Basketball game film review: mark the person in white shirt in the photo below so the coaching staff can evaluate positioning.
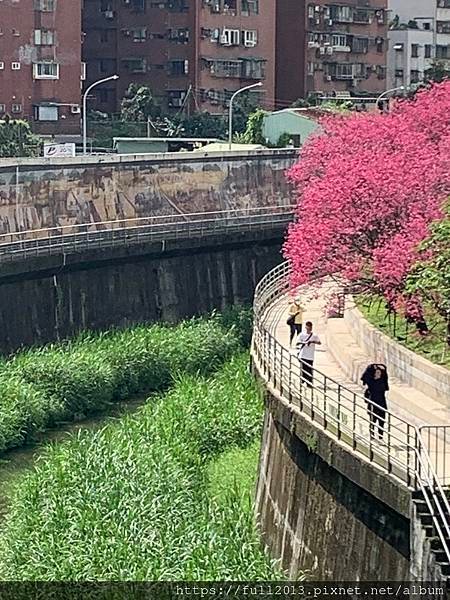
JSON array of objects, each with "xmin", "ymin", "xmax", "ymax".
[{"xmin": 296, "ymin": 321, "xmax": 321, "ymax": 387}]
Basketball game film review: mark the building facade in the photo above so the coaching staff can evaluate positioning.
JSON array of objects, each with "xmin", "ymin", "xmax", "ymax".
[
  {"xmin": 387, "ymin": 0, "xmax": 450, "ymax": 88},
  {"xmin": 82, "ymin": 0, "xmax": 275, "ymax": 115},
  {"xmin": 0, "ymin": 0, "xmax": 83, "ymax": 135},
  {"xmin": 275, "ymin": 0, "xmax": 389, "ymax": 106}
]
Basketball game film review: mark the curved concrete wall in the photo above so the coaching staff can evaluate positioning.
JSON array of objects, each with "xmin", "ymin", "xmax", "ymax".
[
  {"xmin": 345, "ymin": 303, "xmax": 450, "ymax": 408},
  {"xmin": 0, "ymin": 228, "xmax": 284, "ymax": 353},
  {"xmin": 256, "ymin": 390, "xmax": 411, "ymax": 580},
  {"xmin": 0, "ymin": 149, "xmax": 296, "ymax": 234}
]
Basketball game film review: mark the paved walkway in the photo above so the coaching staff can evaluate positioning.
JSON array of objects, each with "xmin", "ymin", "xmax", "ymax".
[{"xmin": 262, "ymin": 286, "xmax": 450, "ymax": 483}]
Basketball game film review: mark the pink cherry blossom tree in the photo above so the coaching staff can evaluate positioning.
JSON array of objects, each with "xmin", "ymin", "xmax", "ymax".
[{"xmin": 284, "ymin": 81, "xmax": 450, "ymax": 312}]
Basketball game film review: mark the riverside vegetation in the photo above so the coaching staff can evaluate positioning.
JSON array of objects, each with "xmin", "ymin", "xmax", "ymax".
[{"xmin": 0, "ymin": 307, "xmax": 282, "ymax": 580}]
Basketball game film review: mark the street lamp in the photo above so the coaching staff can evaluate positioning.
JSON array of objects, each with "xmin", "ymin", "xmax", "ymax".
[
  {"xmin": 376, "ymin": 85, "xmax": 406, "ymax": 112},
  {"xmin": 82, "ymin": 74, "xmax": 119, "ymax": 154},
  {"xmin": 228, "ymin": 81, "xmax": 263, "ymax": 150}
]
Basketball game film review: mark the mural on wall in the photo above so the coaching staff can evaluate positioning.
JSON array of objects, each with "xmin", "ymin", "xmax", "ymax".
[{"xmin": 0, "ymin": 154, "xmax": 295, "ymax": 236}]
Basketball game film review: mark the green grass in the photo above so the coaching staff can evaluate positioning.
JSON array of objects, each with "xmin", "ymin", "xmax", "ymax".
[
  {"xmin": 357, "ymin": 295, "xmax": 450, "ymax": 369},
  {"xmin": 0, "ymin": 354, "xmax": 281, "ymax": 581},
  {"xmin": 0, "ymin": 315, "xmax": 247, "ymax": 454}
]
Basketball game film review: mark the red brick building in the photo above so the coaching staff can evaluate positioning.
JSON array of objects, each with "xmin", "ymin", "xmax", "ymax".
[
  {"xmin": 276, "ymin": 0, "xmax": 388, "ymax": 106},
  {"xmin": 82, "ymin": 0, "xmax": 275, "ymax": 114},
  {"xmin": 0, "ymin": 0, "xmax": 83, "ymax": 135}
]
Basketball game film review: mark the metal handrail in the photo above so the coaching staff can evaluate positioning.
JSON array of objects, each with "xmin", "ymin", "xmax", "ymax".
[
  {"xmin": 0, "ymin": 205, "xmax": 296, "ymax": 244},
  {"xmin": 252, "ymin": 261, "xmax": 450, "ymax": 565},
  {"xmin": 0, "ymin": 207, "xmax": 295, "ymax": 262}
]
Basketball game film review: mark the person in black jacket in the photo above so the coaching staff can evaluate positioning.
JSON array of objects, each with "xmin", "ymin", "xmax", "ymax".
[{"xmin": 361, "ymin": 363, "xmax": 389, "ymax": 439}]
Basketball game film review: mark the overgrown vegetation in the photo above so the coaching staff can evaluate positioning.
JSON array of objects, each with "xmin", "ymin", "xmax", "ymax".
[
  {"xmin": 357, "ymin": 295, "xmax": 450, "ymax": 368},
  {"xmin": 0, "ymin": 314, "xmax": 248, "ymax": 454},
  {"xmin": 0, "ymin": 355, "xmax": 281, "ymax": 580},
  {"xmin": 0, "ymin": 118, "xmax": 41, "ymax": 158}
]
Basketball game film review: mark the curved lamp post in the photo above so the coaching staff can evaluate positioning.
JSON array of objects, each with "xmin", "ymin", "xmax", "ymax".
[
  {"xmin": 376, "ymin": 85, "xmax": 406, "ymax": 112},
  {"xmin": 82, "ymin": 74, "xmax": 119, "ymax": 154},
  {"xmin": 228, "ymin": 81, "xmax": 263, "ymax": 150}
]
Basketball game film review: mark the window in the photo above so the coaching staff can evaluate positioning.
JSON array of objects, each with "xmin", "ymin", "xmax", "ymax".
[
  {"xmin": 0, "ymin": 104, "xmax": 5, "ymax": 113},
  {"xmin": 437, "ymin": 21, "xmax": 450, "ymax": 34},
  {"xmin": 332, "ymin": 34, "xmax": 347, "ymax": 48},
  {"xmin": 395, "ymin": 68, "xmax": 404, "ymax": 79},
  {"xmin": 34, "ymin": 29, "xmax": 55, "ymax": 45},
  {"xmin": 81, "ymin": 62, "xmax": 86, "ymax": 80},
  {"xmin": 353, "ymin": 8, "xmax": 370, "ymax": 23},
  {"xmin": 243, "ymin": 30, "xmax": 257, "ymax": 47},
  {"xmin": 330, "ymin": 5, "xmax": 352, "ymax": 23},
  {"xmin": 376, "ymin": 37, "xmax": 384, "ymax": 53},
  {"xmin": 221, "ymin": 28, "xmax": 240, "ymax": 45},
  {"xmin": 34, "ymin": 0, "xmax": 55, "ymax": 10},
  {"xmin": 35, "ymin": 105, "xmax": 58, "ymax": 121},
  {"xmin": 204, "ymin": 58, "xmax": 241, "ymax": 78},
  {"xmin": 33, "ymin": 62, "xmax": 59, "ymax": 79},
  {"xmin": 97, "ymin": 89, "xmax": 109, "ymax": 103},
  {"xmin": 423, "ymin": 22, "xmax": 431, "ymax": 31},
  {"xmin": 411, "ymin": 44, "xmax": 419, "ymax": 58},
  {"xmin": 241, "ymin": 58, "xmax": 265, "ymax": 79},
  {"xmin": 410, "ymin": 69, "xmax": 421, "ymax": 83},
  {"xmin": 425, "ymin": 45, "xmax": 432, "ymax": 58},
  {"xmin": 11, "ymin": 62, "xmax": 21, "ymax": 70},
  {"xmin": 132, "ymin": 27, "xmax": 147, "ymax": 41},
  {"xmin": 241, "ymin": 0, "xmax": 258, "ymax": 16},
  {"xmin": 12, "ymin": 29, "xmax": 20, "ymax": 36},
  {"xmin": 169, "ymin": 59, "xmax": 188, "ymax": 75},
  {"xmin": 438, "ymin": 0, "xmax": 450, "ymax": 7},
  {"xmin": 167, "ymin": 90, "xmax": 186, "ymax": 107},
  {"xmin": 436, "ymin": 45, "xmax": 450, "ymax": 59},
  {"xmin": 0, "ymin": 62, "xmax": 4, "ymax": 70},
  {"xmin": 168, "ymin": 28, "xmax": 189, "ymax": 42},
  {"xmin": 11, "ymin": 103, "xmax": 22, "ymax": 113},
  {"xmin": 121, "ymin": 57, "xmax": 147, "ymax": 72},
  {"xmin": 132, "ymin": 0, "xmax": 146, "ymax": 12},
  {"xmin": 307, "ymin": 61, "xmax": 315, "ymax": 76},
  {"xmin": 352, "ymin": 37, "xmax": 368, "ymax": 53}
]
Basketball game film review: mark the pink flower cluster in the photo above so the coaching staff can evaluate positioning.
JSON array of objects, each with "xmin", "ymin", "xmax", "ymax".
[{"xmin": 284, "ymin": 81, "xmax": 450, "ymax": 311}]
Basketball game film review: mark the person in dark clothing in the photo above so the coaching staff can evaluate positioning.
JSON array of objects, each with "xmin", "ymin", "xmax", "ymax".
[{"xmin": 361, "ymin": 363, "xmax": 389, "ymax": 439}]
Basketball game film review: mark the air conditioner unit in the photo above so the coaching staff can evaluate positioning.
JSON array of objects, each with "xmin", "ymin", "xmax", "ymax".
[
  {"xmin": 71, "ymin": 105, "xmax": 81, "ymax": 114},
  {"xmin": 326, "ymin": 47, "xmax": 333, "ymax": 54},
  {"xmin": 328, "ymin": 19, "xmax": 333, "ymax": 26},
  {"xmin": 319, "ymin": 47, "xmax": 326, "ymax": 54},
  {"xmin": 308, "ymin": 41, "xmax": 316, "ymax": 48},
  {"xmin": 326, "ymin": 75, "xmax": 332, "ymax": 81},
  {"xmin": 104, "ymin": 10, "xmax": 114, "ymax": 18},
  {"xmin": 244, "ymin": 40, "xmax": 256, "ymax": 47},
  {"xmin": 314, "ymin": 5, "xmax": 320, "ymax": 11}
]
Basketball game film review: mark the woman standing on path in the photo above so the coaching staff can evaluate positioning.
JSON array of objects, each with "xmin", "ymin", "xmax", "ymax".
[
  {"xmin": 287, "ymin": 296, "xmax": 303, "ymax": 347},
  {"xmin": 361, "ymin": 363, "xmax": 389, "ymax": 440}
]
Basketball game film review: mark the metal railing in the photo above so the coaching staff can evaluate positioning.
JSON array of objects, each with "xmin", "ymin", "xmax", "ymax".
[
  {"xmin": 252, "ymin": 261, "xmax": 450, "ymax": 564},
  {"xmin": 0, "ymin": 205, "xmax": 295, "ymax": 262}
]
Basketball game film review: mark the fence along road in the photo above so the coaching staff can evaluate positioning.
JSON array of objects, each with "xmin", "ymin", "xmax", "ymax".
[
  {"xmin": 251, "ymin": 261, "xmax": 450, "ymax": 564},
  {"xmin": 0, "ymin": 205, "xmax": 295, "ymax": 262}
]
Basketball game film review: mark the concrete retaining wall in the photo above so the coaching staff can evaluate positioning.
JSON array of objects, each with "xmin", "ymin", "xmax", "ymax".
[
  {"xmin": 0, "ymin": 228, "xmax": 283, "ymax": 353},
  {"xmin": 0, "ymin": 149, "xmax": 296, "ymax": 234},
  {"xmin": 345, "ymin": 304, "xmax": 450, "ymax": 408},
  {"xmin": 255, "ymin": 386, "xmax": 443, "ymax": 581}
]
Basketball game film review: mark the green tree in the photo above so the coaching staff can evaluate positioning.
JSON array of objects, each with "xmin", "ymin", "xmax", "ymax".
[
  {"xmin": 177, "ymin": 111, "xmax": 227, "ymax": 139},
  {"xmin": 239, "ymin": 108, "xmax": 267, "ymax": 144},
  {"xmin": 0, "ymin": 118, "xmax": 41, "ymax": 158},
  {"xmin": 120, "ymin": 84, "xmax": 161, "ymax": 121},
  {"xmin": 406, "ymin": 204, "xmax": 450, "ymax": 346},
  {"xmin": 425, "ymin": 60, "xmax": 450, "ymax": 84}
]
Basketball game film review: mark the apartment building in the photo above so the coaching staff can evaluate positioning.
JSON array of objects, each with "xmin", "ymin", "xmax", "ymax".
[
  {"xmin": 82, "ymin": 0, "xmax": 275, "ymax": 114},
  {"xmin": 0, "ymin": 0, "xmax": 83, "ymax": 135},
  {"xmin": 387, "ymin": 0, "xmax": 450, "ymax": 88},
  {"xmin": 276, "ymin": 0, "xmax": 388, "ymax": 105}
]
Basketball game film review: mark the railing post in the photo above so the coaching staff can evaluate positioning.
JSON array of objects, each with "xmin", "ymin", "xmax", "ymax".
[
  {"xmin": 337, "ymin": 383, "xmax": 341, "ymax": 440},
  {"xmin": 288, "ymin": 351, "xmax": 292, "ymax": 404},
  {"xmin": 352, "ymin": 392, "xmax": 356, "ymax": 450}
]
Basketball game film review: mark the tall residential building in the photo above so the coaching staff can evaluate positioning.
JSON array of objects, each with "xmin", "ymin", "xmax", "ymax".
[
  {"xmin": 387, "ymin": 0, "xmax": 450, "ymax": 88},
  {"xmin": 275, "ymin": 0, "xmax": 388, "ymax": 106},
  {"xmin": 0, "ymin": 0, "xmax": 83, "ymax": 135},
  {"xmin": 82, "ymin": 0, "xmax": 275, "ymax": 115}
]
